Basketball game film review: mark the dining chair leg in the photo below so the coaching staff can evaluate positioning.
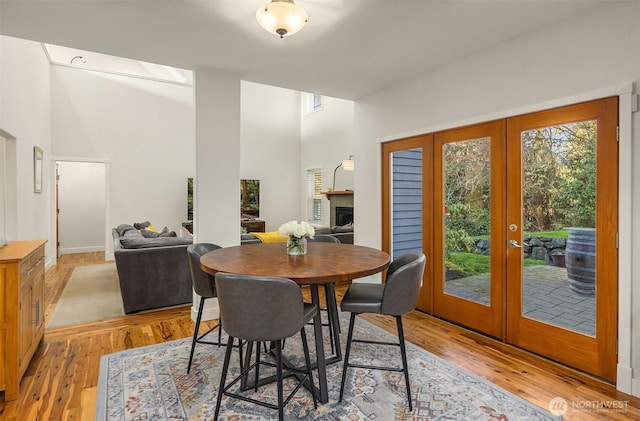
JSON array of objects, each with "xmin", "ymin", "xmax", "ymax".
[
  {"xmin": 396, "ymin": 315, "xmax": 412, "ymax": 411},
  {"xmin": 240, "ymin": 341, "xmax": 254, "ymax": 390},
  {"xmin": 214, "ymin": 335, "xmax": 235, "ymax": 421},
  {"xmin": 187, "ymin": 297, "xmax": 206, "ymax": 374},
  {"xmin": 339, "ymin": 312, "xmax": 358, "ymax": 402},
  {"xmin": 275, "ymin": 340, "xmax": 284, "ymax": 421},
  {"xmin": 254, "ymin": 341, "xmax": 261, "ymax": 392}
]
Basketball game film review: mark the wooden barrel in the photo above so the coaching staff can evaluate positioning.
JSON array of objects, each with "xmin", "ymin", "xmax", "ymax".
[{"xmin": 565, "ymin": 228, "xmax": 596, "ymax": 295}]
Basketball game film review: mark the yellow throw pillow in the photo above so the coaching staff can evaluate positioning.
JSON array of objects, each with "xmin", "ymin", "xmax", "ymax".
[{"xmin": 252, "ymin": 231, "xmax": 287, "ymax": 243}]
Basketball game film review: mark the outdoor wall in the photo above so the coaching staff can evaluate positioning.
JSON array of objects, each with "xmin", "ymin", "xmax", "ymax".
[
  {"xmin": 301, "ymin": 93, "xmax": 354, "ymax": 227},
  {"xmin": 50, "ymin": 64, "xmax": 195, "ymax": 257},
  {"xmin": 0, "ymin": 35, "xmax": 52, "ymax": 261},
  {"xmin": 240, "ymin": 81, "xmax": 302, "ymax": 231},
  {"xmin": 353, "ymin": 2, "xmax": 640, "ymax": 395}
]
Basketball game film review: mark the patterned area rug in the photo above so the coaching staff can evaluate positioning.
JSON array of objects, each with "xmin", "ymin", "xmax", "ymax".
[{"xmin": 96, "ymin": 316, "xmax": 560, "ymax": 420}]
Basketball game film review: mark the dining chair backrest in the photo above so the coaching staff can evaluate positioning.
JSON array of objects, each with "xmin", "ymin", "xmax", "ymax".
[
  {"xmin": 308, "ymin": 235, "xmax": 340, "ymax": 243},
  {"xmin": 187, "ymin": 243, "xmax": 221, "ymax": 298},
  {"xmin": 380, "ymin": 253, "xmax": 426, "ymax": 316},
  {"xmin": 215, "ymin": 273, "xmax": 305, "ymax": 342}
]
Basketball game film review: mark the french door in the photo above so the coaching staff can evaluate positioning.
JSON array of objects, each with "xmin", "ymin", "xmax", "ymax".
[
  {"xmin": 505, "ymin": 98, "xmax": 618, "ymax": 381},
  {"xmin": 382, "ymin": 97, "xmax": 618, "ymax": 381}
]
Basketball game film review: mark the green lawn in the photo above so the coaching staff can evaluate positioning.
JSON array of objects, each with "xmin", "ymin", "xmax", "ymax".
[
  {"xmin": 447, "ymin": 252, "xmax": 547, "ymax": 276},
  {"xmin": 524, "ymin": 229, "xmax": 569, "ymax": 238}
]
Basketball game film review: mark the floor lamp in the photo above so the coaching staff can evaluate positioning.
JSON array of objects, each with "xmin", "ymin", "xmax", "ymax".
[{"xmin": 332, "ymin": 156, "xmax": 354, "ymax": 191}]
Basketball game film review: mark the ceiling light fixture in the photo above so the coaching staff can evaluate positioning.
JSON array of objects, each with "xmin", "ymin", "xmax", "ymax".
[{"xmin": 256, "ymin": 0, "xmax": 308, "ymax": 39}]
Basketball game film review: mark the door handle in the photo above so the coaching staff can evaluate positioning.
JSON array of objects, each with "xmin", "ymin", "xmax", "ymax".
[{"xmin": 509, "ymin": 239, "xmax": 522, "ymax": 248}]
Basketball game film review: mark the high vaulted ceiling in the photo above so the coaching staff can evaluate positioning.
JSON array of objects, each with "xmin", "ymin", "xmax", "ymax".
[{"xmin": 0, "ymin": 0, "xmax": 608, "ymax": 99}]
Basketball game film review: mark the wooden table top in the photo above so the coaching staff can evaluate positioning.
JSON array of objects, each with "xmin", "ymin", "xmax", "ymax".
[{"xmin": 200, "ymin": 242, "xmax": 390, "ymax": 284}]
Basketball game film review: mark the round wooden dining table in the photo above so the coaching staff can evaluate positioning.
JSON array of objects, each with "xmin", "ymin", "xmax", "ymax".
[{"xmin": 200, "ymin": 242, "xmax": 390, "ymax": 403}]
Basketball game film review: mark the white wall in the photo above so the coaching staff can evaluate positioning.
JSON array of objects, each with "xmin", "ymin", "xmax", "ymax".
[
  {"xmin": 193, "ymin": 67, "xmax": 241, "ymax": 248},
  {"xmin": 57, "ymin": 161, "xmax": 106, "ymax": 254},
  {"xmin": 353, "ymin": 2, "xmax": 640, "ymax": 395},
  {"xmin": 241, "ymin": 81, "xmax": 302, "ymax": 231},
  {"xmin": 1, "ymin": 36, "xmax": 339, "ymax": 257},
  {"xmin": 0, "ymin": 36, "xmax": 52, "ymax": 261},
  {"xmin": 301, "ymin": 93, "xmax": 354, "ymax": 227},
  {"xmin": 50, "ymin": 64, "xmax": 195, "ymax": 257}
]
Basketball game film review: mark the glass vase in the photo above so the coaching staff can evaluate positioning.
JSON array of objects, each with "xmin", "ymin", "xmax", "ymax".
[{"xmin": 286, "ymin": 236, "xmax": 307, "ymax": 255}]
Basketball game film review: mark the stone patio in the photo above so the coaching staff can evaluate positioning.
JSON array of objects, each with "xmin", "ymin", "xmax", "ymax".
[{"xmin": 445, "ymin": 264, "xmax": 596, "ymax": 336}]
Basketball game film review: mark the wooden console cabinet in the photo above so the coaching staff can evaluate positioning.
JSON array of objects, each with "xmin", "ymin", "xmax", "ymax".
[
  {"xmin": 0, "ymin": 240, "xmax": 46, "ymax": 401},
  {"xmin": 241, "ymin": 219, "xmax": 265, "ymax": 233}
]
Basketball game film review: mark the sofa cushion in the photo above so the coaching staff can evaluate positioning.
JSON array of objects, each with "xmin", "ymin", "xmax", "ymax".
[
  {"xmin": 159, "ymin": 227, "xmax": 177, "ymax": 237},
  {"xmin": 116, "ymin": 224, "xmax": 137, "ymax": 236},
  {"xmin": 241, "ymin": 234, "xmax": 262, "ymax": 245},
  {"xmin": 314, "ymin": 227, "xmax": 333, "ymax": 235},
  {"xmin": 140, "ymin": 228, "xmax": 161, "ymax": 238},
  {"xmin": 133, "ymin": 221, "xmax": 152, "ymax": 230},
  {"xmin": 332, "ymin": 223, "xmax": 354, "ymax": 233},
  {"xmin": 123, "ymin": 229, "xmax": 143, "ymax": 238},
  {"xmin": 140, "ymin": 226, "xmax": 177, "ymax": 238},
  {"xmin": 119, "ymin": 236, "xmax": 193, "ymax": 249}
]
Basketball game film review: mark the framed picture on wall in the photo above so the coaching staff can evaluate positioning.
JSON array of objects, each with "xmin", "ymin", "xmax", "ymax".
[
  {"xmin": 34, "ymin": 146, "xmax": 43, "ymax": 193},
  {"xmin": 240, "ymin": 179, "xmax": 260, "ymax": 218}
]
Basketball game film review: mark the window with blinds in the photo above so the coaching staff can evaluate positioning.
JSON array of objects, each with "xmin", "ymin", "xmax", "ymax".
[{"xmin": 306, "ymin": 168, "xmax": 323, "ymax": 224}]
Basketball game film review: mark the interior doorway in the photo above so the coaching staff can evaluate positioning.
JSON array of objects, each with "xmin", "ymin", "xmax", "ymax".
[
  {"xmin": 55, "ymin": 160, "xmax": 107, "ymax": 257},
  {"xmin": 0, "ymin": 130, "xmax": 17, "ymax": 243},
  {"xmin": 0, "ymin": 135, "xmax": 6, "ymax": 240}
]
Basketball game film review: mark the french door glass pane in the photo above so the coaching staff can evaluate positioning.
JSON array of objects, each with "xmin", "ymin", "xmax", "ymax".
[
  {"xmin": 443, "ymin": 137, "xmax": 491, "ymax": 305},
  {"xmin": 391, "ymin": 148, "xmax": 423, "ymax": 260},
  {"xmin": 521, "ymin": 120, "xmax": 596, "ymax": 336}
]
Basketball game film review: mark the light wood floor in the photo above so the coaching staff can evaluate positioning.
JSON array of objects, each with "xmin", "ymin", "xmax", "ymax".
[{"xmin": 1, "ymin": 252, "xmax": 639, "ymax": 420}]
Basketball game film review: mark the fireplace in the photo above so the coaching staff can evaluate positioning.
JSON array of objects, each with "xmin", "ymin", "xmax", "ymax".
[{"xmin": 335, "ymin": 206, "xmax": 353, "ymax": 226}]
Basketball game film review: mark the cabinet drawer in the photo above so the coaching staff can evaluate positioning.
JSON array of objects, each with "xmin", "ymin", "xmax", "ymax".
[
  {"xmin": 19, "ymin": 249, "xmax": 44, "ymax": 287},
  {"xmin": 19, "ymin": 260, "xmax": 31, "ymax": 286}
]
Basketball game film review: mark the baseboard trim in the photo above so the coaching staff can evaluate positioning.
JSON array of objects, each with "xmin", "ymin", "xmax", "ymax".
[
  {"xmin": 191, "ymin": 295, "xmax": 219, "ymax": 322},
  {"xmin": 59, "ymin": 245, "xmax": 105, "ymax": 254}
]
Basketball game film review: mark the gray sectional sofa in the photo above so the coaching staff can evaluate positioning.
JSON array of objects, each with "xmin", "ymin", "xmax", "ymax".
[
  {"xmin": 112, "ymin": 224, "xmax": 193, "ymax": 314},
  {"xmin": 112, "ymin": 222, "xmax": 353, "ymax": 313},
  {"xmin": 313, "ymin": 225, "xmax": 354, "ymax": 244}
]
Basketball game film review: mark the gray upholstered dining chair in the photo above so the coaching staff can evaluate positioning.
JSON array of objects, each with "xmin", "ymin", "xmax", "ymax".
[
  {"xmin": 308, "ymin": 234, "xmax": 340, "ymax": 243},
  {"xmin": 338, "ymin": 252, "xmax": 426, "ymax": 411},
  {"xmin": 214, "ymin": 273, "xmax": 318, "ymax": 421},
  {"xmin": 186, "ymin": 243, "xmax": 223, "ymax": 374}
]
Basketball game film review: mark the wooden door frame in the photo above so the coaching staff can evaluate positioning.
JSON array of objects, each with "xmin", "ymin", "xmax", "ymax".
[{"xmin": 381, "ymin": 135, "xmax": 433, "ymax": 312}]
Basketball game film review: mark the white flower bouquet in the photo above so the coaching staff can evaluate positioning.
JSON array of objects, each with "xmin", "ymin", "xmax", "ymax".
[
  {"xmin": 278, "ymin": 221, "xmax": 315, "ymax": 255},
  {"xmin": 278, "ymin": 220, "xmax": 315, "ymax": 239}
]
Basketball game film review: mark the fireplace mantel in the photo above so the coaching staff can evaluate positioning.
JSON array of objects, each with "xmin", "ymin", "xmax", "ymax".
[
  {"xmin": 322, "ymin": 190, "xmax": 353, "ymax": 200},
  {"xmin": 322, "ymin": 191, "xmax": 354, "ymax": 226}
]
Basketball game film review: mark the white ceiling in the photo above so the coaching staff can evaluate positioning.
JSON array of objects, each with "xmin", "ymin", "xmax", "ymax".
[{"xmin": 0, "ymin": 0, "xmax": 609, "ymax": 100}]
